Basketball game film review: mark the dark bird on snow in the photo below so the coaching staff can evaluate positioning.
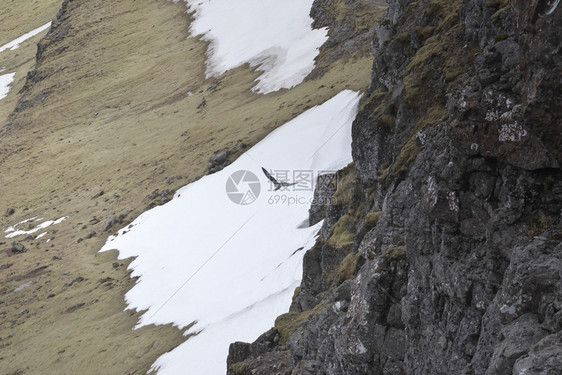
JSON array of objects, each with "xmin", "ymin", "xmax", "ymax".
[{"xmin": 262, "ymin": 167, "xmax": 297, "ymax": 191}]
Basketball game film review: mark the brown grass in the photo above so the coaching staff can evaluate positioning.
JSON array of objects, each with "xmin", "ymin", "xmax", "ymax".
[{"xmin": 0, "ymin": 0, "xmax": 375, "ymax": 373}]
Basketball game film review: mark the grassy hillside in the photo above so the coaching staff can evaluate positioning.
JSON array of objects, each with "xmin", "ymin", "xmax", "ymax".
[{"xmin": 0, "ymin": 0, "xmax": 380, "ymax": 373}]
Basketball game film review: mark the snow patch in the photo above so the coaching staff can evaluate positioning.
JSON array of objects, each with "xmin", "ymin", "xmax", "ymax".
[
  {"xmin": 5, "ymin": 217, "xmax": 39, "ymax": 233},
  {"xmin": 100, "ymin": 90, "xmax": 361, "ymax": 374},
  {"xmin": 0, "ymin": 22, "xmax": 51, "ymax": 53},
  {"xmin": 5, "ymin": 216, "xmax": 68, "ymax": 239},
  {"xmin": 183, "ymin": 0, "xmax": 327, "ymax": 93},
  {"xmin": 0, "ymin": 72, "xmax": 15, "ymax": 101}
]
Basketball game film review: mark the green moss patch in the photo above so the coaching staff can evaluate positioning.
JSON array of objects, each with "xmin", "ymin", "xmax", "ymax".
[
  {"xmin": 486, "ymin": 0, "xmax": 509, "ymax": 9},
  {"xmin": 526, "ymin": 216, "xmax": 554, "ymax": 237},
  {"xmin": 491, "ymin": 6, "xmax": 510, "ymax": 23},
  {"xmin": 384, "ymin": 245, "xmax": 406, "ymax": 261},
  {"xmin": 333, "ymin": 164, "xmax": 358, "ymax": 206},
  {"xmin": 328, "ymin": 214, "xmax": 355, "ymax": 248},
  {"xmin": 274, "ymin": 301, "xmax": 330, "ymax": 346},
  {"xmin": 327, "ymin": 251, "xmax": 363, "ymax": 284},
  {"xmin": 407, "ymin": 34, "xmax": 443, "ymax": 75},
  {"xmin": 416, "ymin": 25, "xmax": 435, "ymax": 39},
  {"xmin": 365, "ymin": 211, "xmax": 385, "ymax": 229},
  {"xmin": 230, "ymin": 361, "xmax": 251, "ymax": 375},
  {"xmin": 380, "ymin": 114, "xmax": 396, "ymax": 130}
]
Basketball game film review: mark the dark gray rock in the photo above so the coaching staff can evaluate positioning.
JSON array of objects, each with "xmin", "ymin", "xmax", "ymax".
[
  {"xmin": 207, "ymin": 151, "xmax": 229, "ymax": 174},
  {"xmin": 91, "ymin": 191, "xmax": 104, "ymax": 199},
  {"xmin": 11, "ymin": 243, "xmax": 26, "ymax": 254},
  {"xmin": 308, "ymin": 172, "xmax": 337, "ymax": 226},
  {"xmin": 65, "ymin": 276, "xmax": 85, "ymax": 287},
  {"xmin": 227, "ymin": 342, "xmax": 251, "ymax": 368},
  {"xmin": 512, "ymin": 332, "xmax": 562, "ymax": 375}
]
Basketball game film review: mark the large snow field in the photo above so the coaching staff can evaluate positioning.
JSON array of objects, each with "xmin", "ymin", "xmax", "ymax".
[
  {"xmin": 183, "ymin": 0, "xmax": 327, "ymax": 93},
  {"xmin": 100, "ymin": 90, "xmax": 361, "ymax": 374}
]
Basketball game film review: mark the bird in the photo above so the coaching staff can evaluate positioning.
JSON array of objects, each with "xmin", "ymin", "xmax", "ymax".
[{"xmin": 261, "ymin": 167, "xmax": 297, "ymax": 191}]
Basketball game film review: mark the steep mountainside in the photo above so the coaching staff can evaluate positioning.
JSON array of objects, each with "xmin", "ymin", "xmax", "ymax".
[
  {"xmin": 0, "ymin": 0, "xmax": 383, "ymax": 374},
  {"xmin": 228, "ymin": 0, "xmax": 562, "ymax": 374}
]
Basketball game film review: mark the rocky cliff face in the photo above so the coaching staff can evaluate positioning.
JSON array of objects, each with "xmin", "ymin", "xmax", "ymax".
[{"xmin": 227, "ymin": 0, "xmax": 562, "ymax": 374}]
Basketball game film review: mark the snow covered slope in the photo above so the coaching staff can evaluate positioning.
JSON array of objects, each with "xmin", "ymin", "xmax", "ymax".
[
  {"xmin": 184, "ymin": 0, "xmax": 327, "ymax": 93},
  {"xmin": 100, "ymin": 90, "xmax": 361, "ymax": 374}
]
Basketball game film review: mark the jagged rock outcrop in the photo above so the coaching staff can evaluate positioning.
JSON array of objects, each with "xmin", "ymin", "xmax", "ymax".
[
  {"xmin": 11, "ymin": 0, "xmax": 74, "ymax": 115},
  {"xmin": 307, "ymin": 0, "xmax": 387, "ymax": 79},
  {"xmin": 227, "ymin": 0, "xmax": 561, "ymax": 374}
]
